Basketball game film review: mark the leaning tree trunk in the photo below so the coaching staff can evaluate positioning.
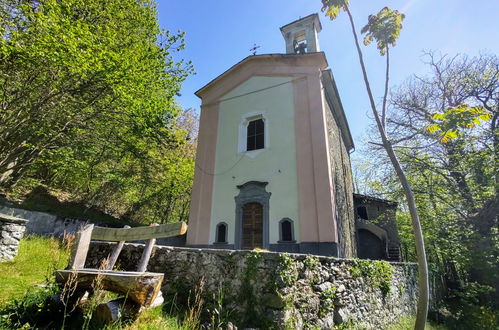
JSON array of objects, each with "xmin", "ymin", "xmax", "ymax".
[{"xmin": 345, "ymin": 8, "xmax": 429, "ymax": 329}]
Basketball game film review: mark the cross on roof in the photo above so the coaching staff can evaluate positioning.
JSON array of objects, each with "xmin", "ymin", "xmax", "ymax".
[{"xmin": 249, "ymin": 43, "xmax": 261, "ymax": 55}]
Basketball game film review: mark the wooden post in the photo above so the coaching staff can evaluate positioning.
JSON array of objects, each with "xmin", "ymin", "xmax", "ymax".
[
  {"xmin": 95, "ymin": 298, "xmax": 140, "ymax": 324},
  {"xmin": 106, "ymin": 225, "xmax": 130, "ymax": 270},
  {"xmin": 137, "ymin": 223, "xmax": 159, "ymax": 273},
  {"xmin": 69, "ymin": 224, "xmax": 94, "ymax": 269}
]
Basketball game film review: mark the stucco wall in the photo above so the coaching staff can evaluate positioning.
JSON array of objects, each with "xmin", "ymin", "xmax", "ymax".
[
  {"xmin": 86, "ymin": 243, "xmax": 418, "ymax": 329},
  {"xmin": 210, "ymin": 76, "xmax": 300, "ymax": 245},
  {"xmin": 324, "ymin": 101, "xmax": 356, "ymax": 258}
]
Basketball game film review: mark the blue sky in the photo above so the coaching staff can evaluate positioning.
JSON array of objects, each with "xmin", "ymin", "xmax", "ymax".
[{"xmin": 157, "ymin": 0, "xmax": 499, "ymax": 147}]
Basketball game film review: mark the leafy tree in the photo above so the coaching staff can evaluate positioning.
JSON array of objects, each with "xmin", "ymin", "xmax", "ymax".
[
  {"xmin": 0, "ymin": 0, "xmax": 192, "ymax": 187},
  {"xmin": 321, "ymin": 1, "xmax": 429, "ymax": 328},
  {"xmin": 389, "ymin": 52, "xmax": 498, "ymax": 313},
  {"xmin": 357, "ymin": 52, "xmax": 498, "ymax": 328},
  {"xmin": 0, "ymin": 0, "xmax": 195, "ymax": 224}
]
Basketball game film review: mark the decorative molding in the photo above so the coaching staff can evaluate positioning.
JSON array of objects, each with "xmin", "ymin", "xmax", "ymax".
[
  {"xmin": 237, "ymin": 111, "xmax": 270, "ymax": 158},
  {"xmin": 234, "ymin": 181, "xmax": 271, "ymax": 249}
]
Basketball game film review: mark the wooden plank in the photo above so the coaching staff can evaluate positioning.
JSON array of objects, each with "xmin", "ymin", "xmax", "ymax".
[
  {"xmin": 137, "ymin": 224, "xmax": 158, "ymax": 273},
  {"xmin": 106, "ymin": 225, "xmax": 130, "ymax": 270},
  {"xmin": 69, "ymin": 224, "xmax": 94, "ymax": 269},
  {"xmin": 54, "ymin": 269, "xmax": 164, "ymax": 306},
  {"xmin": 91, "ymin": 221, "xmax": 187, "ymax": 242}
]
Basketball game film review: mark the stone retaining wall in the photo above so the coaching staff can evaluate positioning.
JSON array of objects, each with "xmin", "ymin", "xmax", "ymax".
[
  {"xmin": 87, "ymin": 243, "xmax": 418, "ymax": 329},
  {"xmin": 0, "ymin": 205, "xmax": 87, "ymax": 237},
  {"xmin": 0, "ymin": 213, "xmax": 28, "ymax": 261}
]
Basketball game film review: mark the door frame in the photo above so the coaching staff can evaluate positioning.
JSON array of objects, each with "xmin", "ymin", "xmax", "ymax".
[
  {"xmin": 241, "ymin": 202, "xmax": 264, "ymax": 250},
  {"xmin": 234, "ymin": 181, "xmax": 271, "ymax": 250}
]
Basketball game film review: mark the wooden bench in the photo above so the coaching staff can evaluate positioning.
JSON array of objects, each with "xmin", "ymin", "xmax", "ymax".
[{"xmin": 55, "ymin": 222, "xmax": 187, "ymax": 315}]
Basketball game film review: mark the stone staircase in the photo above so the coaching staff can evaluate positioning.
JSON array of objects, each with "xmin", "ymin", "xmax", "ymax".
[{"xmin": 386, "ymin": 244, "xmax": 401, "ymax": 261}]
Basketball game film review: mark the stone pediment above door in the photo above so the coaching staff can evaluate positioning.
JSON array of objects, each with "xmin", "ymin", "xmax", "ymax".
[{"xmin": 234, "ymin": 181, "xmax": 271, "ymax": 250}]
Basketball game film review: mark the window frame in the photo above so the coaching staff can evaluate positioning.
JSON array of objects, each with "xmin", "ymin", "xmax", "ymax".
[
  {"xmin": 246, "ymin": 118, "xmax": 265, "ymax": 151},
  {"xmin": 278, "ymin": 218, "xmax": 296, "ymax": 243},
  {"xmin": 238, "ymin": 112, "xmax": 269, "ymax": 157},
  {"xmin": 214, "ymin": 222, "xmax": 228, "ymax": 244}
]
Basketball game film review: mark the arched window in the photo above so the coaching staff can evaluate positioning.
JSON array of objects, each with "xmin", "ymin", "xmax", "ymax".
[
  {"xmin": 279, "ymin": 218, "xmax": 295, "ymax": 242},
  {"xmin": 246, "ymin": 118, "xmax": 264, "ymax": 151},
  {"xmin": 215, "ymin": 222, "xmax": 228, "ymax": 244}
]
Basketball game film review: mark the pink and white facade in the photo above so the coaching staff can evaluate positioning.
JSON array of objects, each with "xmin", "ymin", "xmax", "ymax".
[{"xmin": 186, "ymin": 14, "xmax": 356, "ymax": 257}]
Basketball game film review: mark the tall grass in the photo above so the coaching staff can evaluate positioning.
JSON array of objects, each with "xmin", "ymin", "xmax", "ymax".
[
  {"xmin": 0, "ymin": 235, "xmax": 70, "ymax": 305},
  {"xmin": 0, "ymin": 237, "xmax": 202, "ymax": 329},
  {"xmin": 386, "ymin": 316, "xmax": 449, "ymax": 330}
]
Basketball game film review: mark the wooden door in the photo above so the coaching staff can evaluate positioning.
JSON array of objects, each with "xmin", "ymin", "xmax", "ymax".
[{"xmin": 242, "ymin": 202, "xmax": 263, "ymax": 249}]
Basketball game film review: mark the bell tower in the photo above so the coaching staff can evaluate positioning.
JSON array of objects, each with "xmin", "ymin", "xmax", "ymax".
[{"xmin": 280, "ymin": 13, "xmax": 322, "ymax": 54}]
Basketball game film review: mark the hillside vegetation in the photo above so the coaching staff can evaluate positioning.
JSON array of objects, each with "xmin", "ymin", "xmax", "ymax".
[{"xmin": 0, "ymin": 0, "xmax": 196, "ymax": 225}]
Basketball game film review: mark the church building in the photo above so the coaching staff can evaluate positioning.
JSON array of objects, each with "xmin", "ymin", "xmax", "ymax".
[{"xmin": 186, "ymin": 14, "xmax": 359, "ymax": 257}]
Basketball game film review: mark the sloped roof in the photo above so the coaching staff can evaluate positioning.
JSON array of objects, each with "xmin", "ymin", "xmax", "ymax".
[
  {"xmin": 195, "ymin": 52, "xmax": 328, "ymax": 99},
  {"xmin": 195, "ymin": 52, "xmax": 354, "ymax": 151}
]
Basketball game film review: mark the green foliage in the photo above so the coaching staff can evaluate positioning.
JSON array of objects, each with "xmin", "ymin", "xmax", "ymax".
[
  {"xmin": 277, "ymin": 253, "xmax": 298, "ymax": 286},
  {"xmin": 0, "ymin": 236, "xmax": 71, "ymax": 328},
  {"xmin": 322, "ymin": 0, "xmax": 405, "ymax": 56},
  {"xmin": 205, "ymin": 287, "xmax": 236, "ymax": 330},
  {"xmin": 106, "ymin": 306, "xmax": 192, "ymax": 330},
  {"xmin": 361, "ymin": 52, "xmax": 498, "ymax": 327},
  {"xmin": 427, "ymin": 105, "xmax": 492, "ymax": 143},
  {"xmin": 0, "ymin": 0, "xmax": 194, "ymax": 225},
  {"xmin": 321, "ymin": 0, "xmax": 349, "ymax": 20},
  {"xmin": 349, "ymin": 259, "xmax": 394, "ymax": 296},
  {"xmin": 385, "ymin": 315, "xmax": 449, "ymax": 330},
  {"xmin": 0, "ymin": 283, "xmax": 63, "ymax": 329},
  {"xmin": 360, "ymin": 7, "xmax": 405, "ymax": 55},
  {"xmin": 304, "ymin": 255, "xmax": 319, "ymax": 270},
  {"xmin": 0, "ymin": 236, "xmax": 204, "ymax": 329},
  {"xmin": 319, "ymin": 286, "xmax": 337, "ymax": 316},
  {"xmin": 238, "ymin": 252, "xmax": 267, "ymax": 327}
]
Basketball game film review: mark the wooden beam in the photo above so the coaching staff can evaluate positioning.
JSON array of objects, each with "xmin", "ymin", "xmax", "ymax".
[
  {"xmin": 69, "ymin": 224, "xmax": 94, "ymax": 269},
  {"xmin": 106, "ymin": 225, "xmax": 130, "ymax": 270},
  {"xmin": 137, "ymin": 224, "xmax": 158, "ymax": 273},
  {"xmin": 91, "ymin": 222, "xmax": 187, "ymax": 242},
  {"xmin": 55, "ymin": 269, "xmax": 164, "ymax": 306},
  {"xmin": 94, "ymin": 298, "xmax": 140, "ymax": 324}
]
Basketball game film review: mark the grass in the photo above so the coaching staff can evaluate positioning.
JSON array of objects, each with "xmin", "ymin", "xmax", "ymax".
[
  {"xmin": 0, "ymin": 235, "xmax": 70, "ymax": 305},
  {"xmin": 106, "ymin": 306, "xmax": 193, "ymax": 330},
  {"xmin": 0, "ymin": 236, "xmax": 199, "ymax": 329},
  {"xmin": 386, "ymin": 316, "xmax": 449, "ymax": 330}
]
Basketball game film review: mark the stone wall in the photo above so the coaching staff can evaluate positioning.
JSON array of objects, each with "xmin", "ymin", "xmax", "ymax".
[
  {"xmin": 324, "ymin": 100, "xmax": 356, "ymax": 258},
  {"xmin": 353, "ymin": 194, "xmax": 400, "ymax": 245},
  {"xmin": 0, "ymin": 213, "xmax": 28, "ymax": 261},
  {"xmin": 0, "ymin": 205, "xmax": 89, "ymax": 237},
  {"xmin": 87, "ymin": 243, "xmax": 418, "ymax": 329}
]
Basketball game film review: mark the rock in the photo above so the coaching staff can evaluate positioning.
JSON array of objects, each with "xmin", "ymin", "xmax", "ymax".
[
  {"xmin": 319, "ymin": 314, "xmax": 335, "ymax": 329},
  {"xmin": 334, "ymin": 307, "xmax": 350, "ymax": 324},
  {"xmin": 316, "ymin": 282, "xmax": 333, "ymax": 292},
  {"xmin": 1, "ymin": 235, "xmax": 18, "ymax": 246},
  {"xmin": 84, "ymin": 242, "xmax": 419, "ymax": 330},
  {"xmin": 263, "ymin": 293, "xmax": 286, "ymax": 309}
]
